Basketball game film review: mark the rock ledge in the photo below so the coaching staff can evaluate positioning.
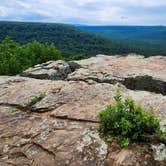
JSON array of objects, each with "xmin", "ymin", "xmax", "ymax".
[{"xmin": 0, "ymin": 54, "xmax": 166, "ymax": 165}]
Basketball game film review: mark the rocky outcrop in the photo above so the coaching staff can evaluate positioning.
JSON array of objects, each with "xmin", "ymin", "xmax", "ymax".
[
  {"xmin": 0, "ymin": 54, "xmax": 166, "ymax": 165},
  {"xmin": 67, "ymin": 54, "xmax": 166, "ymax": 95},
  {"xmin": 21, "ymin": 55, "xmax": 166, "ymax": 95},
  {"xmin": 21, "ymin": 60, "xmax": 82, "ymax": 80}
]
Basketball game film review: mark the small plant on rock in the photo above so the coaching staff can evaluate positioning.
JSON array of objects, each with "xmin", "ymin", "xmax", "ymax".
[
  {"xmin": 10, "ymin": 108, "xmax": 19, "ymax": 113},
  {"xmin": 27, "ymin": 93, "xmax": 46, "ymax": 107},
  {"xmin": 99, "ymin": 89, "xmax": 164, "ymax": 148}
]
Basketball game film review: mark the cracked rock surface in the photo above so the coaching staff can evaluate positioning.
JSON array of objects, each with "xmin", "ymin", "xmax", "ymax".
[{"xmin": 0, "ymin": 54, "xmax": 166, "ymax": 165}]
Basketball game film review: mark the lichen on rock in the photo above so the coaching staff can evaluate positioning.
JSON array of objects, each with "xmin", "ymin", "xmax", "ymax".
[
  {"xmin": 151, "ymin": 144, "xmax": 166, "ymax": 161},
  {"xmin": 76, "ymin": 127, "xmax": 108, "ymax": 164}
]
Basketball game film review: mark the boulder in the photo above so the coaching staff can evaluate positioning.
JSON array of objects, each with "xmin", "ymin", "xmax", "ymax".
[{"xmin": 21, "ymin": 60, "xmax": 82, "ymax": 80}]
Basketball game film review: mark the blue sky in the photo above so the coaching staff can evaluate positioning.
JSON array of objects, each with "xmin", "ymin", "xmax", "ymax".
[{"xmin": 0, "ymin": 0, "xmax": 166, "ymax": 25}]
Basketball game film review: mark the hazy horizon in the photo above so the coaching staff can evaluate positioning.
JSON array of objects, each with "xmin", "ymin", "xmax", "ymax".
[{"xmin": 0, "ymin": 20, "xmax": 165, "ymax": 27}]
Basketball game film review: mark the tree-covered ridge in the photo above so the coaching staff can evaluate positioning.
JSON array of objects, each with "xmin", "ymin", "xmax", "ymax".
[
  {"xmin": 0, "ymin": 37, "xmax": 62, "ymax": 75},
  {"xmin": 78, "ymin": 25, "xmax": 166, "ymax": 56},
  {"xmin": 0, "ymin": 21, "xmax": 146, "ymax": 57}
]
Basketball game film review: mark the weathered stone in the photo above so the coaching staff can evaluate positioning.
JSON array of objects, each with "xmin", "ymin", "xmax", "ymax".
[
  {"xmin": 34, "ymin": 81, "xmax": 166, "ymax": 120},
  {"xmin": 68, "ymin": 55, "xmax": 166, "ymax": 95},
  {"xmin": 151, "ymin": 144, "xmax": 166, "ymax": 161},
  {"xmin": 106, "ymin": 142, "xmax": 165, "ymax": 166},
  {"xmin": 21, "ymin": 60, "xmax": 82, "ymax": 80},
  {"xmin": 0, "ymin": 76, "xmax": 66, "ymax": 106},
  {"xmin": 0, "ymin": 54, "xmax": 166, "ymax": 165}
]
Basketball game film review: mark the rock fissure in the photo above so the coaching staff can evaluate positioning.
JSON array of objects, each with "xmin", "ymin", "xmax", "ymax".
[
  {"xmin": 68, "ymin": 74, "xmax": 166, "ymax": 95},
  {"xmin": 30, "ymin": 142, "xmax": 56, "ymax": 157},
  {"xmin": 0, "ymin": 103, "xmax": 24, "ymax": 110},
  {"xmin": 52, "ymin": 114, "xmax": 99, "ymax": 123},
  {"xmin": 124, "ymin": 75, "xmax": 166, "ymax": 95}
]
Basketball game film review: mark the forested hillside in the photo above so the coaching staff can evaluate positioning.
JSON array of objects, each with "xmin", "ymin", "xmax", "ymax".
[
  {"xmin": 0, "ymin": 21, "xmax": 147, "ymax": 57},
  {"xmin": 78, "ymin": 26, "xmax": 166, "ymax": 56}
]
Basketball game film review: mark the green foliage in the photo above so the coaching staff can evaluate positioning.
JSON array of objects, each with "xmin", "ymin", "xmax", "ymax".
[
  {"xmin": 99, "ymin": 89, "xmax": 162, "ymax": 148},
  {"xmin": 157, "ymin": 130, "xmax": 166, "ymax": 140},
  {"xmin": 0, "ymin": 37, "xmax": 62, "ymax": 75},
  {"xmin": 66, "ymin": 54, "xmax": 86, "ymax": 61},
  {"xmin": 119, "ymin": 137, "xmax": 130, "ymax": 148},
  {"xmin": 79, "ymin": 25, "xmax": 166, "ymax": 56},
  {"xmin": 0, "ymin": 21, "xmax": 152, "ymax": 58},
  {"xmin": 15, "ymin": 104, "xmax": 24, "ymax": 110},
  {"xmin": 27, "ymin": 93, "xmax": 46, "ymax": 107},
  {"xmin": 10, "ymin": 109, "xmax": 19, "ymax": 113}
]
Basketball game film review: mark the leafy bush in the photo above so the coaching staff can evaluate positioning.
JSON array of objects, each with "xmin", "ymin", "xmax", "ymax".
[{"xmin": 99, "ymin": 89, "xmax": 162, "ymax": 147}]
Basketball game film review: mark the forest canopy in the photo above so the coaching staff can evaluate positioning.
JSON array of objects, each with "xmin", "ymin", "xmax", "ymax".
[
  {"xmin": 0, "ymin": 37, "xmax": 62, "ymax": 75},
  {"xmin": 0, "ymin": 21, "xmax": 148, "ymax": 57}
]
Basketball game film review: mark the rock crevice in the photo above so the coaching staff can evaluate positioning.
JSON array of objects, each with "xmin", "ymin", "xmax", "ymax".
[{"xmin": 124, "ymin": 75, "xmax": 166, "ymax": 95}]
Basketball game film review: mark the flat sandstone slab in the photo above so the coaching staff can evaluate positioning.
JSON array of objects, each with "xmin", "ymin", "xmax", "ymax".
[
  {"xmin": 0, "ymin": 54, "xmax": 166, "ymax": 165},
  {"xmin": 68, "ymin": 55, "xmax": 166, "ymax": 95}
]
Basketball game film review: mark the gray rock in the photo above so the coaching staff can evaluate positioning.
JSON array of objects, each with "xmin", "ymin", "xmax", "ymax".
[{"xmin": 21, "ymin": 60, "xmax": 82, "ymax": 80}]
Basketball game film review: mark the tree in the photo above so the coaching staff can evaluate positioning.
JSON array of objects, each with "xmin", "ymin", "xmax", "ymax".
[{"xmin": 0, "ymin": 37, "xmax": 63, "ymax": 75}]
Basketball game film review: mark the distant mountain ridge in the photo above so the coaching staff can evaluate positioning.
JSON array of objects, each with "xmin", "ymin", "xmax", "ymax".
[
  {"xmin": 78, "ymin": 25, "xmax": 166, "ymax": 56},
  {"xmin": 0, "ymin": 21, "xmax": 155, "ymax": 57}
]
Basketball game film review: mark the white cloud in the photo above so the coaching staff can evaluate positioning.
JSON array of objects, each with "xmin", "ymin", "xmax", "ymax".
[
  {"xmin": 15, "ymin": 0, "xmax": 31, "ymax": 9},
  {"xmin": 0, "ymin": 7, "xmax": 8, "ymax": 17},
  {"xmin": 0, "ymin": 0, "xmax": 165, "ymax": 25}
]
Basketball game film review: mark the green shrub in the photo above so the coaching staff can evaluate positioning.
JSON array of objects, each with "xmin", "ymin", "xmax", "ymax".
[{"xmin": 99, "ymin": 89, "xmax": 162, "ymax": 148}]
